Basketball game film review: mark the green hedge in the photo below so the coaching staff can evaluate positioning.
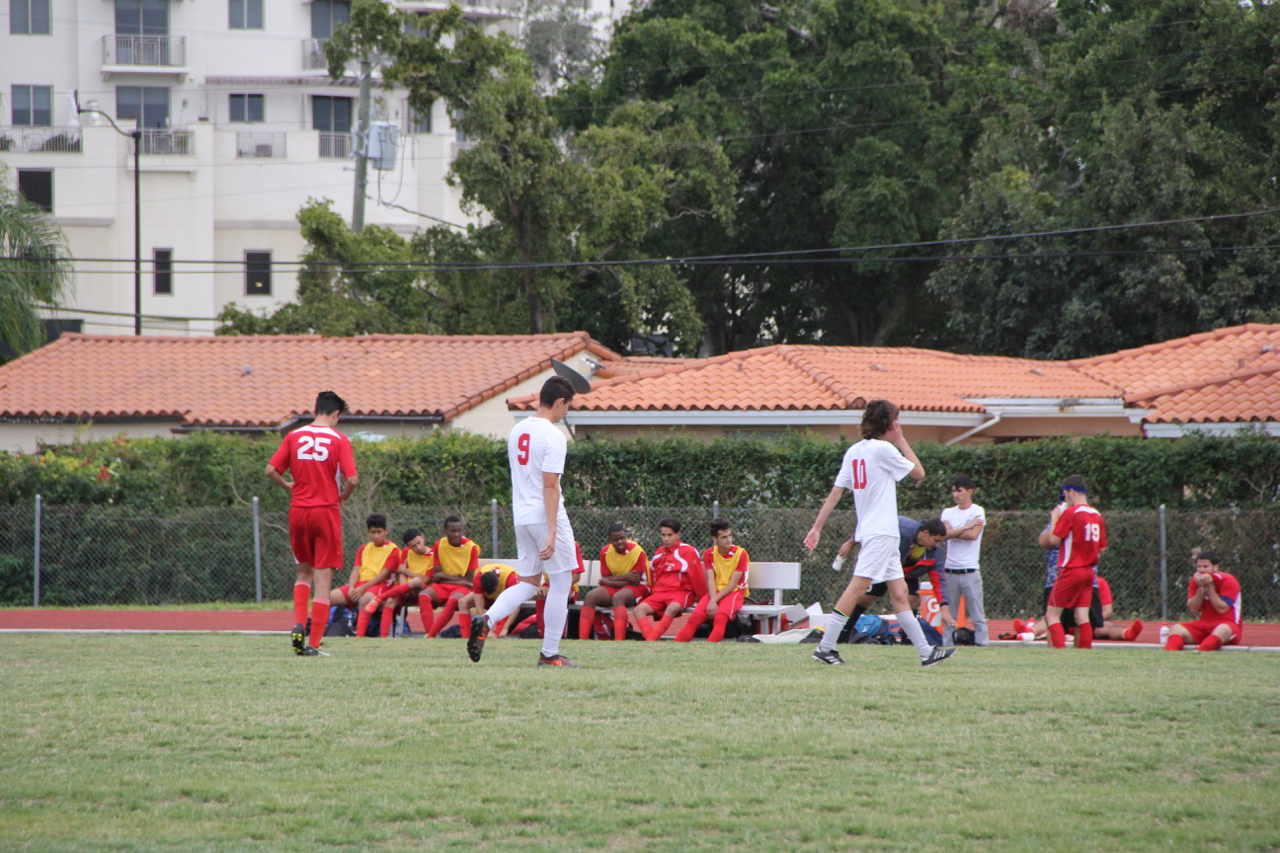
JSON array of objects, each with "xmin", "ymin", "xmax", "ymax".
[{"xmin": 1, "ymin": 430, "xmax": 1278, "ymax": 512}]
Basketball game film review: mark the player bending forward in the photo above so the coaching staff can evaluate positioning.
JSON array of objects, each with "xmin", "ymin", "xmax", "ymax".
[
  {"xmin": 266, "ymin": 391, "xmax": 359, "ymax": 656},
  {"xmin": 467, "ymin": 376, "xmax": 582, "ymax": 667},
  {"xmin": 803, "ymin": 399, "xmax": 955, "ymax": 667}
]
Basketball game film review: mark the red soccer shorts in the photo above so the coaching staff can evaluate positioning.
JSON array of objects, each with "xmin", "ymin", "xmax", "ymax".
[
  {"xmin": 605, "ymin": 583, "xmax": 648, "ymax": 602},
  {"xmin": 289, "ymin": 506, "xmax": 344, "ymax": 569},
  {"xmin": 428, "ymin": 582, "xmax": 470, "ymax": 601},
  {"xmin": 338, "ymin": 582, "xmax": 392, "ymax": 605},
  {"xmin": 639, "ymin": 590, "xmax": 694, "ymax": 613},
  {"xmin": 692, "ymin": 589, "xmax": 745, "ymax": 620},
  {"xmin": 1178, "ymin": 619, "xmax": 1241, "ymax": 645},
  {"xmin": 1048, "ymin": 567, "xmax": 1096, "ymax": 610}
]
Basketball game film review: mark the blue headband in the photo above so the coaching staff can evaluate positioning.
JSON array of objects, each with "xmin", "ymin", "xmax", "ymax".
[{"xmin": 1061, "ymin": 484, "xmax": 1088, "ymax": 494}]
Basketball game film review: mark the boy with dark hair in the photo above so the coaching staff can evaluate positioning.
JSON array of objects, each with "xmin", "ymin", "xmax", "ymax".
[
  {"xmin": 941, "ymin": 474, "xmax": 988, "ymax": 646},
  {"xmin": 581, "ymin": 523, "xmax": 650, "ymax": 641},
  {"xmin": 675, "ymin": 519, "xmax": 749, "ymax": 643},
  {"xmin": 455, "ymin": 563, "xmax": 523, "ymax": 638},
  {"xmin": 333, "ymin": 513, "xmax": 402, "ymax": 638},
  {"xmin": 421, "ymin": 515, "xmax": 481, "ymax": 637},
  {"xmin": 266, "ymin": 389, "xmax": 359, "ymax": 655},
  {"xmin": 360, "ymin": 527, "xmax": 435, "ymax": 635},
  {"xmin": 1044, "ymin": 475, "xmax": 1106, "ymax": 649},
  {"xmin": 804, "ymin": 399, "xmax": 955, "ymax": 667},
  {"xmin": 634, "ymin": 518, "xmax": 706, "ymax": 641},
  {"xmin": 1166, "ymin": 552, "xmax": 1243, "ymax": 651}
]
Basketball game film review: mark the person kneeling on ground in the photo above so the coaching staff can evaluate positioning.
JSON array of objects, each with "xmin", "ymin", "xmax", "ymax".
[{"xmin": 1165, "ymin": 551, "xmax": 1243, "ymax": 652}]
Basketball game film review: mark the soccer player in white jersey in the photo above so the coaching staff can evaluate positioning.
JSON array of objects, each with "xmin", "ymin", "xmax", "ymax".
[
  {"xmin": 803, "ymin": 399, "xmax": 956, "ymax": 667},
  {"xmin": 467, "ymin": 375, "xmax": 582, "ymax": 667}
]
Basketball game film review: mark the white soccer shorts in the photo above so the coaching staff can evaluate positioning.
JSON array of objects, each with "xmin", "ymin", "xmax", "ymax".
[
  {"xmin": 514, "ymin": 521, "xmax": 578, "ymax": 577},
  {"xmin": 853, "ymin": 534, "xmax": 905, "ymax": 584}
]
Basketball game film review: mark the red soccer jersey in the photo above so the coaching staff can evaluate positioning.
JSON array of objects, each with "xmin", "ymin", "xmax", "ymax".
[
  {"xmin": 649, "ymin": 542, "xmax": 701, "ymax": 595},
  {"xmin": 268, "ymin": 424, "xmax": 357, "ymax": 509},
  {"xmin": 1096, "ymin": 576, "xmax": 1112, "ymax": 607},
  {"xmin": 1054, "ymin": 504, "xmax": 1106, "ymax": 569},
  {"xmin": 1188, "ymin": 572, "xmax": 1242, "ymax": 626}
]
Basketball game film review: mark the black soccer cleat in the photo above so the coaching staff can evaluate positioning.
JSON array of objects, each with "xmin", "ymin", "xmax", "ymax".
[
  {"xmin": 467, "ymin": 616, "xmax": 488, "ymax": 662},
  {"xmin": 812, "ymin": 648, "xmax": 846, "ymax": 665},
  {"xmin": 537, "ymin": 653, "xmax": 582, "ymax": 668},
  {"xmin": 921, "ymin": 645, "xmax": 957, "ymax": 667},
  {"xmin": 291, "ymin": 622, "xmax": 306, "ymax": 656},
  {"xmin": 300, "ymin": 644, "xmax": 329, "ymax": 657}
]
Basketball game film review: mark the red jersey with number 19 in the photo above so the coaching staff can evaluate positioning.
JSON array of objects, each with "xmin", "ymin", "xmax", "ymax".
[
  {"xmin": 268, "ymin": 424, "xmax": 357, "ymax": 508},
  {"xmin": 1053, "ymin": 504, "xmax": 1106, "ymax": 569}
]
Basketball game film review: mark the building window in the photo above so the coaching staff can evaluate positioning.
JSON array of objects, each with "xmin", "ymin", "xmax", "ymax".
[
  {"xmin": 245, "ymin": 250, "xmax": 272, "ymax": 296},
  {"xmin": 115, "ymin": 0, "xmax": 168, "ymax": 35},
  {"xmin": 17, "ymin": 169, "xmax": 53, "ymax": 212},
  {"xmin": 310, "ymin": 0, "xmax": 350, "ymax": 39},
  {"xmin": 229, "ymin": 94, "xmax": 264, "ymax": 123},
  {"xmin": 153, "ymin": 248, "xmax": 173, "ymax": 295},
  {"xmin": 44, "ymin": 319, "xmax": 82, "ymax": 342},
  {"xmin": 10, "ymin": 0, "xmax": 51, "ymax": 34},
  {"xmin": 408, "ymin": 101, "xmax": 432, "ymax": 134},
  {"xmin": 11, "ymin": 85, "xmax": 52, "ymax": 126},
  {"xmin": 311, "ymin": 96, "xmax": 352, "ymax": 133},
  {"xmin": 228, "ymin": 0, "xmax": 263, "ymax": 29},
  {"xmin": 116, "ymin": 86, "xmax": 170, "ymax": 128}
]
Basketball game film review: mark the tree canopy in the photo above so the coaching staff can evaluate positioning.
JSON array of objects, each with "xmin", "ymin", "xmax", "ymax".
[{"xmin": 0, "ymin": 165, "xmax": 73, "ymax": 359}]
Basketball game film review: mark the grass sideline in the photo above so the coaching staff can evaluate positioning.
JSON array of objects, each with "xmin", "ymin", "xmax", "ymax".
[{"xmin": 2, "ymin": 637, "xmax": 1277, "ymax": 853}]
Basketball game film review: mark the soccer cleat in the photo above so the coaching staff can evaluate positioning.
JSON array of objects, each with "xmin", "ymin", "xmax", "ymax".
[
  {"xmin": 812, "ymin": 648, "xmax": 846, "ymax": 665},
  {"xmin": 921, "ymin": 645, "xmax": 957, "ymax": 667},
  {"xmin": 466, "ymin": 616, "xmax": 488, "ymax": 662},
  {"xmin": 363, "ymin": 598, "xmax": 382, "ymax": 614},
  {"xmin": 301, "ymin": 644, "xmax": 329, "ymax": 657},
  {"xmin": 537, "ymin": 654, "xmax": 582, "ymax": 668},
  {"xmin": 291, "ymin": 622, "xmax": 306, "ymax": 656}
]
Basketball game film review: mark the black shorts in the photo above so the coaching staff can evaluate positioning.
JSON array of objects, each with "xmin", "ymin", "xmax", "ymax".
[
  {"xmin": 868, "ymin": 576, "xmax": 919, "ymax": 599},
  {"xmin": 1042, "ymin": 586, "xmax": 1104, "ymax": 629}
]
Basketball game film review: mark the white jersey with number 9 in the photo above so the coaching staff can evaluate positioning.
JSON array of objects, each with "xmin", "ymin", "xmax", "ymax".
[{"xmin": 508, "ymin": 417, "xmax": 569, "ymax": 527}]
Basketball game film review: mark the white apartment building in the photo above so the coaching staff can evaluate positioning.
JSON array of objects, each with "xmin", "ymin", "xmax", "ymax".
[{"xmin": 0, "ymin": 0, "xmax": 563, "ymax": 338}]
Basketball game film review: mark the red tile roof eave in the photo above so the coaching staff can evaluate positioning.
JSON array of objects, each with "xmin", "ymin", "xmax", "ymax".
[{"xmin": 1126, "ymin": 362, "xmax": 1280, "ymax": 405}]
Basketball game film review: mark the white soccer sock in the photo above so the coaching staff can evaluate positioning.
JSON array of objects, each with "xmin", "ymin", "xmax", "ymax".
[
  {"xmin": 487, "ymin": 580, "xmax": 539, "ymax": 628},
  {"xmin": 896, "ymin": 611, "xmax": 932, "ymax": 659},
  {"xmin": 820, "ymin": 609, "xmax": 849, "ymax": 653},
  {"xmin": 540, "ymin": 572, "xmax": 573, "ymax": 658}
]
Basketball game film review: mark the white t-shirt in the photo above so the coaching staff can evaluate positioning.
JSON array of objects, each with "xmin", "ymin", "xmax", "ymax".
[
  {"xmin": 833, "ymin": 438, "xmax": 915, "ymax": 541},
  {"xmin": 508, "ymin": 416, "xmax": 569, "ymax": 527},
  {"xmin": 941, "ymin": 503, "xmax": 985, "ymax": 569}
]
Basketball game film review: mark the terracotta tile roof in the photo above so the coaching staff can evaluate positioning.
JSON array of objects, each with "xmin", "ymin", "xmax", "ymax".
[
  {"xmin": 510, "ymin": 345, "xmax": 1123, "ymax": 413},
  {"xmin": 0, "ymin": 333, "xmax": 623, "ymax": 428},
  {"xmin": 1071, "ymin": 324, "xmax": 1280, "ymax": 422}
]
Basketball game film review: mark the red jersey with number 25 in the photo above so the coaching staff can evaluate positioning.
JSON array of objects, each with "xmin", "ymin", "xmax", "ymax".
[
  {"xmin": 1053, "ymin": 504, "xmax": 1106, "ymax": 569},
  {"xmin": 268, "ymin": 424, "xmax": 357, "ymax": 509}
]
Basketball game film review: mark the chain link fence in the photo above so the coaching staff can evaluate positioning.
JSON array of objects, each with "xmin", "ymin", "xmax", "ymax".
[{"xmin": 4, "ymin": 499, "xmax": 1278, "ymax": 620}]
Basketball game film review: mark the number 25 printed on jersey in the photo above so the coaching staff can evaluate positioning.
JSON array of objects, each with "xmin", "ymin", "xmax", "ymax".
[
  {"xmin": 298, "ymin": 435, "xmax": 331, "ymax": 462},
  {"xmin": 516, "ymin": 433, "xmax": 530, "ymax": 466},
  {"xmin": 850, "ymin": 459, "xmax": 868, "ymax": 489}
]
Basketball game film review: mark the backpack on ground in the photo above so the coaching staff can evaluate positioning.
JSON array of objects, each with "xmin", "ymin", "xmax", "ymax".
[
  {"xmin": 844, "ymin": 613, "xmax": 896, "ymax": 645},
  {"xmin": 891, "ymin": 616, "xmax": 943, "ymax": 647}
]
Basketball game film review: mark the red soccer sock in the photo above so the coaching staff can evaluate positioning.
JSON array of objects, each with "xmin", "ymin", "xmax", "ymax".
[
  {"xmin": 1164, "ymin": 634, "xmax": 1185, "ymax": 651},
  {"xmin": 708, "ymin": 611, "xmax": 732, "ymax": 643},
  {"xmin": 381, "ymin": 583, "xmax": 412, "ymax": 600},
  {"xmin": 293, "ymin": 583, "xmax": 311, "ymax": 624},
  {"xmin": 356, "ymin": 609, "xmax": 372, "ymax": 638},
  {"xmin": 379, "ymin": 606, "xmax": 396, "ymax": 637},
  {"xmin": 1012, "ymin": 618, "xmax": 1027, "ymax": 634},
  {"xmin": 579, "ymin": 606, "xmax": 596, "ymax": 640},
  {"xmin": 1048, "ymin": 623, "xmax": 1066, "ymax": 649},
  {"xmin": 1076, "ymin": 623, "xmax": 1094, "ymax": 649},
  {"xmin": 1123, "ymin": 619, "xmax": 1144, "ymax": 641},
  {"xmin": 640, "ymin": 617, "xmax": 659, "ymax": 641},
  {"xmin": 651, "ymin": 614, "xmax": 675, "ymax": 640},
  {"xmin": 613, "ymin": 606, "xmax": 630, "ymax": 641},
  {"xmin": 675, "ymin": 612, "xmax": 704, "ymax": 643},
  {"xmin": 458, "ymin": 611, "xmax": 472, "ymax": 639},
  {"xmin": 535, "ymin": 598, "xmax": 547, "ymax": 637},
  {"xmin": 1197, "ymin": 635, "xmax": 1223, "ymax": 652},
  {"xmin": 430, "ymin": 597, "xmax": 460, "ymax": 637},
  {"xmin": 513, "ymin": 614, "xmax": 538, "ymax": 635},
  {"xmin": 308, "ymin": 600, "xmax": 329, "ymax": 648},
  {"xmin": 417, "ymin": 593, "xmax": 435, "ymax": 634}
]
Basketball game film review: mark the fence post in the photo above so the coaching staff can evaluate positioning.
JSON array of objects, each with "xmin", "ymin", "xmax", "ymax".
[
  {"xmin": 253, "ymin": 496, "xmax": 263, "ymax": 604},
  {"xmin": 32, "ymin": 494, "xmax": 42, "ymax": 608},
  {"xmin": 712, "ymin": 500, "xmax": 720, "ymax": 520},
  {"xmin": 1158, "ymin": 504, "xmax": 1167, "ymax": 622},
  {"xmin": 491, "ymin": 498, "xmax": 498, "ymax": 558}
]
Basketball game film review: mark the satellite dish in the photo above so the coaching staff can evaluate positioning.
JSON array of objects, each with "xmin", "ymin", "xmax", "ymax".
[{"xmin": 551, "ymin": 358, "xmax": 592, "ymax": 394}]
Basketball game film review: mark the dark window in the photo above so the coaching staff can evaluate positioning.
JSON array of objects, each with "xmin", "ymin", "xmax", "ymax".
[
  {"xmin": 229, "ymin": 0, "xmax": 263, "ymax": 29},
  {"xmin": 11, "ymin": 85, "xmax": 52, "ymax": 126},
  {"xmin": 245, "ymin": 251, "xmax": 272, "ymax": 296},
  {"xmin": 311, "ymin": 96, "xmax": 352, "ymax": 133},
  {"xmin": 310, "ymin": 0, "xmax": 350, "ymax": 39},
  {"xmin": 10, "ymin": 0, "xmax": 50, "ymax": 34},
  {"xmin": 408, "ymin": 101, "xmax": 432, "ymax": 134},
  {"xmin": 229, "ymin": 94, "xmax": 264, "ymax": 123},
  {"xmin": 453, "ymin": 109, "xmax": 468, "ymax": 143},
  {"xmin": 153, "ymin": 248, "xmax": 173, "ymax": 295},
  {"xmin": 44, "ymin": 319, "xmax": 82, "ymax": 342},
  {"xmin": 17, "ymin": 169, "xmax": 53, "ymax": 212},
  {"xmin": 116, "ymin": 86, "xmax": 170, "ymax": 128},
  {"xmin": 115, "ymin": 0, "xmax": 168, "ymax": 35}
]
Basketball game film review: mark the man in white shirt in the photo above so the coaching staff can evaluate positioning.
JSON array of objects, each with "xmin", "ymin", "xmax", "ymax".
[
  {"xmin": 804, "ymin": 399, "xmax": 956, "ymax": 667},
  {"xmin": 468, "ymin": 376, "xmax": 582, "ymax": 667},
  {"xmin": 940, "ymin": 474, "xmax": 988, "ymax": 647}
]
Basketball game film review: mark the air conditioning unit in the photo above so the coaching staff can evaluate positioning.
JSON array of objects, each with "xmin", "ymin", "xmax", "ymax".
[{"xmin": 254, "ymin": 143, "xmax": 272, "ymax": 157}]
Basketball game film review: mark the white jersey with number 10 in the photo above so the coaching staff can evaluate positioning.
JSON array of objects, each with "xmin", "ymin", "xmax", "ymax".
[
  {"xmin": 833, "ymin": 438, "xmax": 915, "ymax": 542},
  {"xmin": 508, "ymin": 416, "xmax": 570, "ymax": 527}
]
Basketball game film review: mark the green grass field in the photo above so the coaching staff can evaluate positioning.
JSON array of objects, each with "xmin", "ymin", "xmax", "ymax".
[{"xmin": 2, "ymin": 636, "xmax": 1277, "ymax": 853}]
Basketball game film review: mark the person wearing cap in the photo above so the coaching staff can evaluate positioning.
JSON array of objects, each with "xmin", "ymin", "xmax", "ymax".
[
  {"xmin": 1043, "ymin": 475, "xmax": 1107, "ymax": 649},
  {"xmin": 940, "ymin": 474, "xmax": 988, "ymax": 646}
]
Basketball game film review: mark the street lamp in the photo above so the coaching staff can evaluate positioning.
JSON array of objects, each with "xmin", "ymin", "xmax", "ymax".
[{"xmin": 77, "ymin": 105, "xmax": 142, "ymax": 336}]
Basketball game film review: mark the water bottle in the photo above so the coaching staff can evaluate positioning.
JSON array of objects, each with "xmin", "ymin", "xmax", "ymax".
[
  {"xmin": 1158, "ymin": 623, "xmax": 1170, "ymax": 645},
  {"xmin": 831, "ymin": 554, "xmax": 845, "ymax": 572}
]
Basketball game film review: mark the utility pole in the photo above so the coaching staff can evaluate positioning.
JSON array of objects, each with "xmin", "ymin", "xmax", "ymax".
[{"xmin": 351, "ymin": 57, "xmax": 373, "ymax": 232}]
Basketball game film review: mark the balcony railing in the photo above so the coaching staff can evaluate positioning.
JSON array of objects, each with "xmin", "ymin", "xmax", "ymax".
[
  {"xmin": 319, "ymin": 132, "xmax": 353, "ymax": 159},
  {"xmin": 0, "ymin": 126, "xmax": 82, "ymax": 153},
  {"xmin": 138, "ymin": 129, "xmax": 192, "ymax": 155},
  {"xmin": 236, "ymin": 132, "xmax": 286, "ymax": 158},
  {"xmin": 103, "ymin": 35, "xmax": 186, "ymax": 67},
  {"xmin": 303, "ymin": 39, "xmax": 329, "ymax": 70}
]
